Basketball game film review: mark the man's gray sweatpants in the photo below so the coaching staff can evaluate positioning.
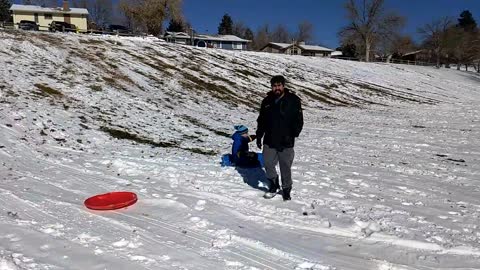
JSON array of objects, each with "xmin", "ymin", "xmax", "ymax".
[{"xmin": 263, "ymin": 145, "xmax": 295, "ymax": 189}]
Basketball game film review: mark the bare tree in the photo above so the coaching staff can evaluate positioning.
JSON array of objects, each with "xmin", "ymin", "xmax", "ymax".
[
  {"xmin": 376, "ymin": 34, "xmax": 416, "ymax": 60},
  {"xmin": 232, "ymin": 21, "xmax": 247, "ymax": 38},
  {"xmin": 477, "ymin": 32, "xmax": 480, "ymax": 73},
  {"xmin": 89, "ymin": 0, "xmax": 113, "ymax": 28},
  {"xmin": 295, "ymin": 21, "xmax": 314, "ymax": 43},
  {"xmin": 72, "ymin": 0, "xmax": 88, "ymax": 8},
  {"xmin": 254, "ymin": 24, "xmax": 271, "ymax": 50},
  {"xmin": 271, "ymin": 24, "xmax": 291, "ymax": 43},
  {"xmin": 120, "ymin": 0, "xmax": 182, "ymax": 36},
  {"xmin": 418, "ymin": 17, "xmax": 453, "ymax": 68},
  {"xmin": 339, "ymin": 0, "xmax": 405, "ymax": 62}
]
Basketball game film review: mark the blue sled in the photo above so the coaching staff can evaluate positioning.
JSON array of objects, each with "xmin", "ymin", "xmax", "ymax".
[{"xmin": 221, "ymin": 153, "xmax": 264, "ymax": 168}]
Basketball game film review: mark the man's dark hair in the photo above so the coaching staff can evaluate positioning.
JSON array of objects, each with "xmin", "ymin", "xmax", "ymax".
[{"xmin": 270, "ymin": 75, "xmax": 286, "ymax": 86}]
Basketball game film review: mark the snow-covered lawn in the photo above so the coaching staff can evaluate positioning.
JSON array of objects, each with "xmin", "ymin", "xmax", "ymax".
[{"xmin": 1, "ymin": 30, "xmax": 479, "ymax": 269}]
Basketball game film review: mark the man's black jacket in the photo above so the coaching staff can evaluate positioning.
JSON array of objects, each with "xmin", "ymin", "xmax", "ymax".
[{"xmin": 256, "ymin": 89, "xmax": 303, "ymax": 150}]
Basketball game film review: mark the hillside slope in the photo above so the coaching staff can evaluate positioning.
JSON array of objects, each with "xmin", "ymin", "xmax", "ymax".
[{"xmin": 1, "ymin": 31, "xmax": 480, "ymax": 270}]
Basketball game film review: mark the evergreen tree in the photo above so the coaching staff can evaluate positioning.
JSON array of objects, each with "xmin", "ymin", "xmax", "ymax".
[
  {"xmin": 0, "ymin": 0, "xmax": 12, "ymax": 22},
  {"xmin": 244, "ymin": 28, "xmax": 254, "ymax": 41},
  {"xmin": 166, "ymin": 19, "xmax": 185, "ymax": 32},
  {"xmin": 337, "ymin": 43, "xmax": 357, "ymax": 58},
  {"xmin": 217, "ymin": 13, "xmax": 233, "ymax": 35},
  {"xmin": 457, "ymin": 10, "xmax": 477, "ymax": 32}
]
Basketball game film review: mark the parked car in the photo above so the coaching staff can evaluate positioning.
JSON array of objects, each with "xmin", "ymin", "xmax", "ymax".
[
  {"xmin": 107, "ymin": 24, "xmax": 130, "ymax": 34},
  {"xmin": 18, "ymin": 20, "xmax": 39, "ymax": 31},
  {"xmin": 49, "ymin": 21, "xmax": 76, "ymax": 32}
]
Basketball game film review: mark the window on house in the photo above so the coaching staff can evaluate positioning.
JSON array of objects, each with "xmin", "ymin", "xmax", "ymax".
[
  {"xmin": 233, "ymin": 42, "xmax": 242, "ymax": 49},
  {"xmin": 44, "ymin": 14, "xmax": 52, "ymax": 20},
  {"xmin": 291, "ymin": 48, "xmax": 298, "ymax": 55}
]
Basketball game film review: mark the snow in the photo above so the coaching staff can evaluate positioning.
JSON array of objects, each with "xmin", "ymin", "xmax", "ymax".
[{"xmin": 0, "ymin": 30, "xmax": 480, "ymax": 269}]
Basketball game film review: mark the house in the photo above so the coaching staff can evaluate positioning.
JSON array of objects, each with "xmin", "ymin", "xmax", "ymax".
[
  {"xmin": 164, "ymin": 31, "xmax": 250, "ymax": 50},
  {"xmin": 399, "ymin": 50, "xmax": 433, "ymax": 63},
  {"xmin": 10, "ymin": 1, "xmax": 88, "ymax": 32},
  {"xmin": 260, "ymin": 42, "xmax": 334, "ymax": 57},
  {"xmin": 164, "ymin": 31, "xmax": 191, "ymax": 45}
]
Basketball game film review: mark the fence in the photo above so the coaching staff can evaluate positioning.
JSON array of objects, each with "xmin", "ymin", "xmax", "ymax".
[{"xmin": 333, "ymin": 56, "xmax": 437, "ymax": 67}]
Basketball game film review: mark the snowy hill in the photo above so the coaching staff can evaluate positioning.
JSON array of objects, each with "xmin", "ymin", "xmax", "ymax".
[{"xmin": 1, "ymin": 30, "xmax": 480, "ymax": 270}]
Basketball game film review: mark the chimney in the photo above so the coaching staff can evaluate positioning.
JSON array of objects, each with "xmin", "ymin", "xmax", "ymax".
[{"xmin": 63, "ymin": 0, "xmax": 70, "ymax": 11}]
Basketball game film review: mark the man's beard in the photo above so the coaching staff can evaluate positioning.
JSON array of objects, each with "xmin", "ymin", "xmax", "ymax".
[{"xmin": 273, "ymin": 89, "xmax": 283, "ymax": 96}]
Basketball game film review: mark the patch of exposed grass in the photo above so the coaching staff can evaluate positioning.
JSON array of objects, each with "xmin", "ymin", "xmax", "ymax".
[
  {"xmin": 180, "ymin": 72, "xmax": 260, "ymax": 109},
  {"xmin": 35, "ymin": 33, "xmax": 64, "ymax": 45},
  {"xmin": 145, "ymin": 58, "xmax": 180, "ymax": 73},
  {"xmin": 103, "ymin": 76, "xmax": 116, "ymax": 85},
  {"xmin": 34, "ymin": 83, "xmax": 63, "ymax": 97},
  {"xmin": 106, "ymin": 61, "xmax": 118, "ymax": 69},
  {"xmin": 10, "ymin": 47, "xmax": 22, "ymax": 54},
  {"xmin": 5, "ymin": 89, "xmax": 19, "ymax": 97},
  {"xmin": 102, "ymin": 76, "xmax": 130, "ymax": 91},
  {"xmin": 61, "ymin": 66, "xmax": 76, "ymax": 75},
  {"xmin": 235, "ymin": 68, "xmax": 259, "ymax": 78},
  {"xmin": 181, "ymin": 115, "xmax": 230, "ymax": 138},
  {"xmin": 290, "ymin": 83, "xmax": 351, "ymax": 107},
  {"xmin": 100, "ymin": 126, "xmax": 178, "ymax": 148},
  {"xmin": 89, "ymin": 85, "xmax": 102, "ymax": 92},
  {"xmin": 352, "ymin": 82, "xmax": 427, "ymax": 104},
  {"xmin": 79, "ymin": 39, "xmax": 106, "ymax": 45},
  {"xmin": 182, "ymin": 73, "xmax": 234, "ymax": 97},
  {"xmin": 100, "ymin": 126, "xmax": 217, "ymax": 155},
  {"xmin": 187, "ymin": 147, "xmax": 216, "ymax": 156}
]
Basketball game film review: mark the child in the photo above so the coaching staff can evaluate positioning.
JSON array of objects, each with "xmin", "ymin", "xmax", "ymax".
[{"xmin": 231, "ymin": 125, "xmax": 259, "ymax": 167}]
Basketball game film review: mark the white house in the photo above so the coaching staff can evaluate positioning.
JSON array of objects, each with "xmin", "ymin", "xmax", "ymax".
[
  {"xmin": 164, "ymin": 31, "xmax": 250, "ymax": 51},
  {"xmin": 261, "ymin": 42, "xmax": 334, "ymax": 57}
]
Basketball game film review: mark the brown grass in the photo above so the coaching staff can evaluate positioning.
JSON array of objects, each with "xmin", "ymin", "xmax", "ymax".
[{"xmin": 34, "ymin": 84, "xmax": 63, "ymax": 97}]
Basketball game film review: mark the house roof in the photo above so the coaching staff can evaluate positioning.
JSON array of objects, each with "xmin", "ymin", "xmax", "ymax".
[
  {"xmin": 263, "ymin": 42, "xmax": 334, "ymax": 52},
  {"xmin": 164, "ymin": 32, "xmax": 250, "ymax": 43},
  {"xmin": 165, "ymin": 32, "xmax": 191, "ymax": 39},
  {"xmin": 269, "ymin": 42, "xmax": 292, "ymax": 49},
  {"xmin": 403, "ymin": 50, "xmax": 425, "ymax": 56},
  {"xmin": 10, "ymin": 4, "xmax": 89, "ymax": 15},
  {"xmin": 196, "ymin": 34, "xmax": 250, "ymax": 42},
  {"xmin": 300, "ymin": 44, "xmax": 334, "ymax": 52}
]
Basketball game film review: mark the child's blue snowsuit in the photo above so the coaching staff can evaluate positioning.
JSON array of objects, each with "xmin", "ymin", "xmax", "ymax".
[{"xmin": 231, "ymin": 131, "xmax": 258, "ymax": 167}]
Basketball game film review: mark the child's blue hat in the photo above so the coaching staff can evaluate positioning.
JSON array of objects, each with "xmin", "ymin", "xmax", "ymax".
[{"xmin": 234, "ymin": 125, "xmax": 248, "ymax": 134}]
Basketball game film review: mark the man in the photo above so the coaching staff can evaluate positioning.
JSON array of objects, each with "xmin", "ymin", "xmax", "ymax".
[{"xmin": 256, "ymin": 75, "xmax": 303, "ymax": 201}]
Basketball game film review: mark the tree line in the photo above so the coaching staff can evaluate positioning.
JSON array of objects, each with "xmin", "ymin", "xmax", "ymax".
[
  {"xmin": 337, "ymin": 0, "xmax": 479, "ymax": 71},
  {"xmin": 0, "ymin": 0, "xmax": 479, "ymax": 71}
]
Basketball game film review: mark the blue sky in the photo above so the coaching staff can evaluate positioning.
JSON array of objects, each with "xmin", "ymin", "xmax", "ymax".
[{"xmin": 183, "ymin": 0, "xmax": 480, "ymax": 48}]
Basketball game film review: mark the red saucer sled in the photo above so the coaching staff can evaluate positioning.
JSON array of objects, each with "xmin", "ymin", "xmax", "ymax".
[{"xmin": 84, "ymin": 191, "xmax": 138, "ymax": 210}]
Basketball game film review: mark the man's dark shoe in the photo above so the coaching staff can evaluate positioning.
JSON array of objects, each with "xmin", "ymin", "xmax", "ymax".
[
  {"xmin": 268, "ymin": 177, "xmax": 279, "ymax": 193},
  {"xmin": 282, "ymin": 187, "xmax": 291, "ymax": 201}
]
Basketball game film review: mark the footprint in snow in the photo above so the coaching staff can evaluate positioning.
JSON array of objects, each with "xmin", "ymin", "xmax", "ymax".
[
  {"xmin": 112, "ymin": 238, "xmax": 143, "ymax": 249},
  {"xmin": 40, "ymin": 223, "xmax": 65, "ymax": 237},
  {"xmin": 194, "ymin": 200, "xmax": 206, "ymax": 211},
  {"xmin": 190, "ymin": 217, "xmax": 210, "ymax": 228}
]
